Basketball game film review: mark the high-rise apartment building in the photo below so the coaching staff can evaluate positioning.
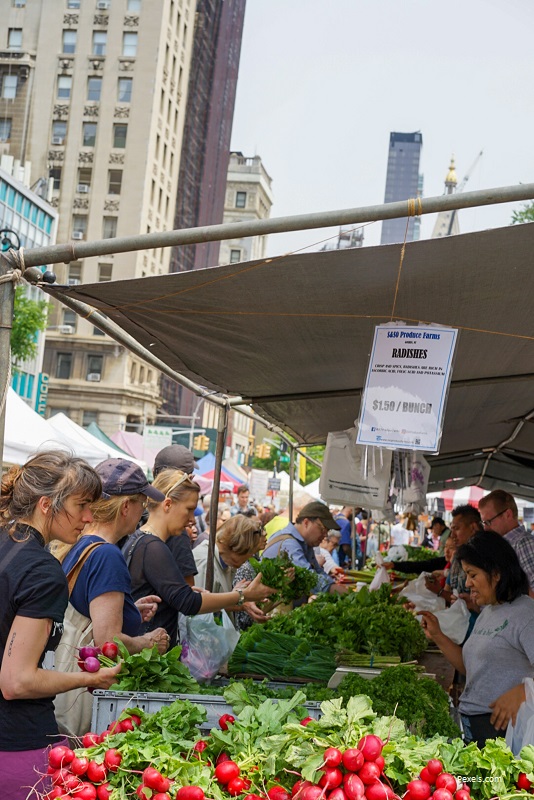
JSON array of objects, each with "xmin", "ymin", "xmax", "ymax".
[
  {"xmin": 380, "ymin": 131, "xmax": 423, "ymax": 245},
  {"xmin": 0, "ymin": 0, "xmax": 197, "ymax": 434}
]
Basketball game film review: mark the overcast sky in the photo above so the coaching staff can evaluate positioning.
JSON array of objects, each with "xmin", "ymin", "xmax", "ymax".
[{"xmin": 230, "ymin": 0, "xmax": 534, "ymax": 255}]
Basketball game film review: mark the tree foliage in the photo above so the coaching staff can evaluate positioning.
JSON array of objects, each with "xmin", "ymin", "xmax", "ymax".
[
  {"xmin": 11, "ymin": 285, "xmax": 48, "ymax": 364},
  {"xmin": 511, "ymin": 201, "xmax": 534, "ymax": 225},
  {"xmin": 251, "ymin": 438, "xmax": 324, "ymax": 484}
]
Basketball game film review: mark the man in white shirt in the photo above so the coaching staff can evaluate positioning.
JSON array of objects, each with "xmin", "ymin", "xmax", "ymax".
[{"xmin": 390, "ymin": 515, "xmax": 411, "ymax": 546}]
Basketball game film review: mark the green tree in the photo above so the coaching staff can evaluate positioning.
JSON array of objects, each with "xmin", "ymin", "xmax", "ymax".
[
  {"xmin": 11, "ymin": 286, "xmax": 48, "ymax": 364},
  {"xmin": 251, "ymin": 437, "xmax": 324, "ymax": 485},
  {"xmin": 511, "ymin": 201, "xmax": 534, "ymax": 225}
]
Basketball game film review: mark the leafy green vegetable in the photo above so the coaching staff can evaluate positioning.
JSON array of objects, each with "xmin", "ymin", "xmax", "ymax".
[
  {"xmin": 107, "ymin": 640, "xmax": 200, "ymax": 694},
  {"xmin": 228, "ymin": 628, "xmax": 336, "ymax": 681},
  {"xmin": 250, "ymin": 552, "xmax": 318, "ymax": 605}
]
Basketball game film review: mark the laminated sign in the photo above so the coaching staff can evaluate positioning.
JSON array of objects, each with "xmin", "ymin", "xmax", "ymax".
[
  {"xmin": 357, "ymin": 323, "xmax": 458, "ymax": 453},
  {"xmin": 319, "ymin": 428, "xmax": 392, "ymax": 507}
]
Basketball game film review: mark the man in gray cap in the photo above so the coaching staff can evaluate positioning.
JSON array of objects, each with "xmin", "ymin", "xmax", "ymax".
[{"xmin": 261, "ymin": 501, "xmax": 349, "ymax": 596}]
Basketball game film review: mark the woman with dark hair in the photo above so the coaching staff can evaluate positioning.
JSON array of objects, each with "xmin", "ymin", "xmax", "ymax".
[{"xmin": 420, "ymin": 531, "xmax": 534, "ymax": 747}]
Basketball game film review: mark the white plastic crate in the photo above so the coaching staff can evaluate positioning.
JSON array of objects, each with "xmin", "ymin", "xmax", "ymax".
[{"xmin": 91, "ymin": 690, "xmax": 321, "ymax": 734}]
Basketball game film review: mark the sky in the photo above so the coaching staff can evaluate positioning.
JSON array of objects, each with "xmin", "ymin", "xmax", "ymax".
[{"xmin": 230, "ymin": 0, "xmax": 534, "ymax": 256}]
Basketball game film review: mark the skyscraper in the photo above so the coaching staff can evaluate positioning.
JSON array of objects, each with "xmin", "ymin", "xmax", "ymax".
[{"xmin": 380, "ymin": 131, "xmax": 423, "ymax": 245}]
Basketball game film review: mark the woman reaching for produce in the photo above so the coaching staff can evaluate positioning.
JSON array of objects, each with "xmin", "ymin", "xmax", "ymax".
[
  {"xmin": 0, "ymin": 452, "xmax": 121, "ymax": 800},
  {"xmin": 126, "ymin": 470, "xmax": 276, "ymax": 644},
  {"xmin": 420, "ymin": 531, "xmax": 534, "ymax": 747}
]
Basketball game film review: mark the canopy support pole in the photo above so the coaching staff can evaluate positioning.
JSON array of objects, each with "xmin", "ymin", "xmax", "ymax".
[
  {"xmin": 205, "ymin": 403, "xmax": 228, "ymax": 592},
  {"xmin": 288, "ymin": 446, "xmax": 295, "ymax": 522},
  {"xmin": 0, "ymin": 264, "xmax": 16, "ymax": 480}
]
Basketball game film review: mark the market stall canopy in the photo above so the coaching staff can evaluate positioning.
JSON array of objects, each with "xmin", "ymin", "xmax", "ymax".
[
  {"xmin": 44, "ymin": 222, "xmax": 534, "ymax": 499},
  {"xmin": 47, "ymin": 412, "xmax": 148, "ymax": 470}
]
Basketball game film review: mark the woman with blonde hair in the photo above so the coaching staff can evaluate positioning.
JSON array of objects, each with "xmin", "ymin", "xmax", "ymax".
[
  {"xmin": 126, "ymin": 470, "xmax": 275, "ymax": 644},
  {"xmin": 0, "ymin": 451, "xmax": 121, "ymax": 800}
]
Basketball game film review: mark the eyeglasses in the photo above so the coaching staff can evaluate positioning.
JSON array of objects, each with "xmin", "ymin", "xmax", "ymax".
[
  {"xmin": 312, "ymin": 517, "xmax": 329, "ymax": 535},
  {"xmin": 481, "ymin": 509, "xmax": 508, "ymax": 528},
  {"xmin": 165, "ymin": 472, "xmax": 198, "ymax": 499}
]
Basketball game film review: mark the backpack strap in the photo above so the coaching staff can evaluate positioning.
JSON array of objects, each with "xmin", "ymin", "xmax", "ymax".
[
  {"xmin": 121, "ymin": 529, "xmax": 147, "ymax": 569},
  {"xmin": 265, "ymin": 532, "xmax": 298, "ymax": 555},
  {"xmin": 65, "ymin": 541, "xmax": 105, "ymax": 596}
]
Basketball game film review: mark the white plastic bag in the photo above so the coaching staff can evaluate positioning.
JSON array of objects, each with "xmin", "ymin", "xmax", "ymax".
[
  {"xmin": 179, "ymin": 612, "xmax": 240, "ymax": 683},
  {"xmin": 506, "ymin": 678, "xmax": 534, "ymax": 755},
  {"xmin": 399, "ymin": 573, "xmax": 447, "ymax": 612},
  {"xmin": 387, "ymin": 545, "xmax": 408, "ymax": 562},
  {"xmin": 432, "ymin": 598, "xmax": 470, "ymax": 645},
  {"xmin": 369, "ymin": 565, "xmax": 390, "ymax": 592},
  {"xmin": 319, "ymin": 428, "xmax": 392, "ymax": 507}
]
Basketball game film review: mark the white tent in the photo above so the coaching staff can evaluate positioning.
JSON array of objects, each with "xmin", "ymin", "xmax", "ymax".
[
  {"xmin": 47, "ymin": 412, "xmax": 147, "ymax": 470},
  {"xmin": 4, "ymin": 388, "xmax": 65, "ymax": 465},
  {"xmin": 303, "ymin": 477, "xmax": 321, "ymax": 499}
]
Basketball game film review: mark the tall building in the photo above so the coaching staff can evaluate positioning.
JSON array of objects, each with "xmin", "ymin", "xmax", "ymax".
[
  {"xmin": 0, "ymin": 0, "xmax": 197, "ymax": 434},
  {"xmin": 380, "ymin": 131, "xmax": 423, "ymax": 245},
  {"xmin": 432, "ymin": 156, "xmax": 460, "ymax": 238}
]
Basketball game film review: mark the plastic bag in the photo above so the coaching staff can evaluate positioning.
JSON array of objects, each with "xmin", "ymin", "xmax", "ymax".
[
  {"xmin": 506, "ymin": 678, "xmax": 534, "ymax": 755},
  {"xmin": 432, "ymin": 598, "xmax": 470, "ymax": 645},
  {"xmin": 399, "ymin": 573, "xmax": 447, "ymax": 612},
  {"xmin": 369, "ymin": 565, "xmax": 390, "ymax": 592},
  {"xmin": 179, "ymin": 612, "xmax": 240, "ymax": 683},
  {"xmin": 319, "ymin": 428, "xmax": 392, "ymax": 507},
  {"xmin": 387, "ymin": 545, "xmax": 408, "ymax": 562}
]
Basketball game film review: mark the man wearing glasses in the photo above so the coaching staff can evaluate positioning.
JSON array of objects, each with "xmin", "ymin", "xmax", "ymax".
[
  {"xmin": 261, "ymin": 501, "xmax": 349, "ymax": 596},
  {"xmin": 479, "ymin": 490, "xmax": 534, "ymax": 593}
]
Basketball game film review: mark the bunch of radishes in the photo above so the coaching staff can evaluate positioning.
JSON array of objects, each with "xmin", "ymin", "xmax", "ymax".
[
  {"xmin": 405, "ymin": 759, "xmax": 470, "ymax": 800},
  {"xmin": 82, "ymin": 711, "xmax": 142, "ymax": 747},
  {"xmin": 43, "ymin": 743, "xmax": 120, "ymax": 800},
  {"xmin": 135, "ymin": 767, "xmax": 174, "ymax": 800},
  {"xmin": 78, "ymin": 642, "xmax": 119, "ymax": 674}
]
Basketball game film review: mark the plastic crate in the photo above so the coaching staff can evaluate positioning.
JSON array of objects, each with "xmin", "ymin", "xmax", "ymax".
[{"xmin": 91, "ymin": 690, "xmax": 322, "ymax": 734}]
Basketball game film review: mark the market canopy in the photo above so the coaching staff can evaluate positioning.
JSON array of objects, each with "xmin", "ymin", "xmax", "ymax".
[{"xmin": 44, "ymin": 222, "xmax": 534, "ymax": 499}]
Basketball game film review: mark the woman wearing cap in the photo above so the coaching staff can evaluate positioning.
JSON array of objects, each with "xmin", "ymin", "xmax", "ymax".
[
  {"xmin": 126, "ymin": 469, "xmax": 276, "ymax": 645},
  {"xmin": 0, "ymin": 452, "xmax": 121, "ymax": 800}
]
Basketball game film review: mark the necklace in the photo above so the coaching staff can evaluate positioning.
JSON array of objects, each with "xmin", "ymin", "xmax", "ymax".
[{"xmin": 141, "ymin": 523, "xmax": 164, "ymax": 539}]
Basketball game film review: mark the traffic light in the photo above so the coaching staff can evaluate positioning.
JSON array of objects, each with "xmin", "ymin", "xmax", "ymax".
[
  {"xmin": 254, "ymin": 444, "xmax": 263, "ymax": 458},
  {"xmin": 262, "ymin": 444, "xmax": 271, "ymax": 459},
  {"xmin": 193, "ymin": 435, "xmax": 209, "ymax": 451},
  {"xmin": 254, "ymin": 443, "xmax": 271, "ymax": 459}
]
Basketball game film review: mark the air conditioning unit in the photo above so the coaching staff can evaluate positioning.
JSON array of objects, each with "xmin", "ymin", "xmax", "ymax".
[
  {"xmin": 97, "ymin": 0, "xmax": 110, "ymax": 9},
  {"xmin": 72, "ymin": 231, "xmax": 84, "ymax": 240},
  {"xmin": 52, "ymin": 136, "xmax": 64, "ymax": 145},
  {"xmin": 68, "ymin": 278, "xmax": 80, "ymax": 285},
  {"xmin": 77, "ymin": 184, "xmax": 89, "ymax": 193},
  {"xmin": 87, "ymin": 373, "xmax": 101, "ymax": 382}
]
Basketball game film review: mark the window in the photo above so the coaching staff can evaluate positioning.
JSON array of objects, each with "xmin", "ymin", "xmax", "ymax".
[
  {"xmin": 230, "ymin": 249, "xmax": 241, "ymax": 264},
  {"xmin": 86, "ymin": 355, "xmax": 103, "ymax": 380},
  {"xmin": 72, "ymin": 215, "xmax": 87, "ymax": 236},
  {"xmin": 8, "ymin": 29, "xmax": 22, "ymax": 50},
  {"xmin": 107, "ymin": 170, "xmax": 122, "ymax": 195},
  {"xmin": 2, "ymin": 75, "xmax": 17, "ymax": 100},
  {"xmin": 49, "ymin": 167, "xmax": 62, "ymax": 191},
  {"xmin": 77, "ymin": 167, "xmax": 92, "ymax": 190},
  {"xmin": 62, "ymin": 30, "xmax": 77, "ymax": 54},
  {"xmin": 92, "ymin": 31, "xmax": 107, "ymax": 56},
  {"xmin": 82, "ymin": 410, "xmax": 99, "ymax": 427},
  {"xmin": 82, "ymin": 122, "xmax": 97, "ymax": 147},
  {"xmin": 87, "ymin": 76, "xmax": 102, "ymax": 102},
  {"xmin": 117, "ymin": 77, "xmax": 132, "ymax": 102},
  {"xmin": 235, "ymin": 191, "xmax": 246, "ymax": 208},
  {"xmin": 122, "ymin": 32, "xmax": 138, "ymax": 57},
  {"xmin": 102, "ymin": 217, "xmax": 117, "ymax": 239},
  {"xmin": 127, "ymin": 0, "xmax": 141, "ymax": 10},
  {"xmin": 67, "ymin": 0, "xmax": 81, "ymax": 7},
  {"xmin": 98, "ymin": 263, "xmax": 112, "ymax": 281},
  {"xmin": 12, "ymin": 0, "xmax": 26, "ymax": 6},
  {"xmin": 62, "ymin": 308, "xmax": 77, "ymax": 333},
  {"xmin": 93, "ymin": 325, "xmax": 105, "ymax": 336},
  {"xmin": 52, "ymin": 120, "xmax": 67, "ymax": 144},
  {"xmin": 57, "ymin": 75, "xmax": 72, "ymax": 99},
  {"xmin": 112, "ymin": 123, "xmax": 127, "ymax": 148},
  {"xmin": 56, "ymin": 353, "xmax": 72, "ymax": 380},
  {"xmin": 68, "ymin": 262, "xmax": 82, "ymax": 284}
]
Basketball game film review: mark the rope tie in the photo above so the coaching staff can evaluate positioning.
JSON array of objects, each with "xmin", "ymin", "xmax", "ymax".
[{"xmin": 390, "ymin": 197, "xmax": 422, "ymax": 321}]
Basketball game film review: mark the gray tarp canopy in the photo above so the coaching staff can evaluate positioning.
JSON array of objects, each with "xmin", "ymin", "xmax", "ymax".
[{"xmin": 45, "ymin": 222, "xmax": 534, "ymax": 499}]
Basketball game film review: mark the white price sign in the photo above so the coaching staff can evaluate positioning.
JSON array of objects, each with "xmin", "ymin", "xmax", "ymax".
[{"xmin": 357, "ymin": 323, "xmax": 458, "ymax": 453}]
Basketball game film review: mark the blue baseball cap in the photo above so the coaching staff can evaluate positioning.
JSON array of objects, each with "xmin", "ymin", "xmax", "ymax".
[{"xmin": 96, "ymin": 458, "xmax": 165, "ymax": 502}]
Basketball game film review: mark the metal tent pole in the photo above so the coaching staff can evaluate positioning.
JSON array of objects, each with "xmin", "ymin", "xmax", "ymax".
[
  {"xmin": 288, "ymin": 446, "xmax": 295, "ymax": 522},
  {"xmin": 0, "ymin": 266, "xmax": 15, "ymax": 477},
  {"xmin": 205, "ymin": 404, "xmax": 228, "ymax": 592}
]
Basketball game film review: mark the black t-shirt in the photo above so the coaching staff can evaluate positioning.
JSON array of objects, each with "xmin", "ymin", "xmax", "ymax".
[
  {"xmin": 0, "ymin": 524, "xmax": 69, "ymax": 750},
  {"xmin": 128, "ymin": 533, "xmax": 202, "ymax": 646},
  {"xmin": 167, "ymin": 532, "xmax": 198, "ymax": 578}
]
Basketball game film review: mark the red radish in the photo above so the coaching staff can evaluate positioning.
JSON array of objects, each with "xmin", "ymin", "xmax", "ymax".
[
  {"xmin": 300, "ymin": 717, "xmax": 314, "ymax": 726},
  {"xmin": 364, "ymin": 784, "xmax": 394, "ymax": 800},
  {"xmin": 104, "ymin": 748, "xmax": 122, "ymax": 772},
  {"xmin": 62, "ymin": 775, "xmax": 82, "ymax": 792},
  {"xmin": 426, "ymin": 760, "xmax": 443, "ymax": 777},
  {"xmin": 101, "ymin": 641, "xmax": 119, "ymax": 660},
  {"xmin": 343, "ymin": 773, "xmax": 365, "ymax": 800},
  {"xmin": 374, "ymin": 756, "xmax": 385, "ymax": 774},
  {"xmin": 292, "ymin": 780, "xmax": 310, "ymax": 797},
  {"xmin": 244, "ymin": 795, "xmax": 265, "ymax": 800},
  {"xmin": 419, "ymin": 768, "xmax": 435, "ymax": 785},
  {"xmin": 242, "ymin": 779, "xmax": 252, "ymax": 791},
  {"xmin": 357, "ymin": 761, "xmax": 381, "ymax": 785},
  {"xmin": 215, "ymin": 761, "xmax": 240, "ymax": 785},
  {"xmin": 219, "ymin": 713, "xmax": 236, "ymax": 730},
  {"xmin": 454, "ymin": 792, "xmax": 471, "ymax": 800},
  {"xmin": 301, "ymin": 786, "xmax": 322, "ymax": 800},
  {"xmin": 78, "ymin": 659, "xmax": 88, "ymax": 671},
  {"xmin": 342, "ymin": 749, "xmax": 365, "ymax": 773},
  {"xmin": 128, "ymin": 713, "xmax": 142, "ymax": 727},
  {"xmin": 70, "ymin": 756, "xmax": 89, "ymax": 776},
  {"xmin": 227, "ymin": 778, "xmax": 247, "ymax": 796},
  {"xmin": 84, "ymin": 656, "xmax": 101, "ymax": 673},
  {"xmin": 76, "ymin": 784, "xmax": 98, "ymax": 800},
  {"xmin": 405, "ymin": 780, "xmax": 431, "ymax": 800},
  {"xmin": 107, "ymin": 721, "xmax": 122, "ymax": 735},
  {"xmin": 48, "ymin": 746, "xmax": 75, "ymax": 769},
  {"xmin": 176, "ymin": 787, "xmax": 206, "ymax": 800},
  {"xmin": 216, "ymin": 752, "xmax": 231, "ymax": 765},
  {"xmin": 319, "ymin": 768, "xmax": 343, "ymax": 789},
  {"xmin": 152, "ymin": 795, "xmax": 171, "ymax": 800},
  {"xmin": 44, "ymin": 789, "xmax": 63, "ymax": 800},
  {"xmin": 268, "ymin": 786, "xmax": 290, "ymax": 800},
  {"xmin": 517, "ymin": 773, "xmax": 533, "ymax": 790},
  {"xmin": 194, "ymin": 740, "xmax": 208, "ymax": 753},
  {"xmin": 435, "ymin": 774, "xmax": 456, "ymax": 793},
  {"xmin": 324, "ymin": 747, "xmax": 343, "ymax": 768},
  {"xmin": 98, "ymin": 730, "xmax": 112, "ymax": 743},
  {"xmin": 51, "ymin": 770, "xmax": 71, "ymax": 786},
  {"xmin": 357, "ymin": 735, "xmax": 383, "ymax": 762},
  {"xmin": 79, "ymin": 645, "xmax": 101, "ymax": 659},
  {"xmin": 96, "ymin": 784, "xmax": 113, "ymax": 800},
  {"xmin": 82, "ymin": 733, "xmax": 99, "ymax": 748},
  {"xmin": 136, "ymin": 786, "xmax": 151, "ymax": 799},
  {"xmin": 87, "ymin": 761, "xmax": 108, "ymax": 783},
  {"xmin": 327, "ymin": 790, "xmax": 347, "ymax": 800},
  {"xmin": 430, "ymin": 791, "xmax": 453, "ymax": 800},
  {"xmin": 119, "ymin": 717, "xmax": 134, "ymax": 732}
]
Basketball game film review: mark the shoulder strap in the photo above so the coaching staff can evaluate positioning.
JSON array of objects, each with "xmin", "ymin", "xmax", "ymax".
[
  {"xmin": 121, "ymin": 530, "xmax": 147, "ymax": 569},
  {"xmin": 65, "ymin": 541, "xmax": 105, "ymax": 596},
  {"xmin": 266, "ymin": 532, "xmax": 298, "ymax": 555}
]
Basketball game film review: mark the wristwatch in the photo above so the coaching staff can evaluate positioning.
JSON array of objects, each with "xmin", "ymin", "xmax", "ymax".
[{"xmin": 235, "ymin": 588, "xmax": 246, "ymax": 607}]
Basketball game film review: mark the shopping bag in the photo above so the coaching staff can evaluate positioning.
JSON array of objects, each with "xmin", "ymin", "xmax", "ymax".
[
  {"xmin": 399, "ymin": 573, "xmax": 447, "ymax": 612},
  {"xmin": 432, "ymin": 598, "xmax": 470, "ymax": 645},
  {"xmin": 53, "ymin": 603, "xmax": 95, "ymax": 738},
  {"xmin": 179, "ymin": 612, "xmax": 240, "ymax": 683},
  {"xmin": 506, "ymin": 678, "xmax": 534, "ymax": 755},
  {"xmin": 319, "ymin": 428, "xmax": 392, "ymax": 507},
  {"xmin": 369, "ymin": 565, "xmax": 390, "ymax": 592}
]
